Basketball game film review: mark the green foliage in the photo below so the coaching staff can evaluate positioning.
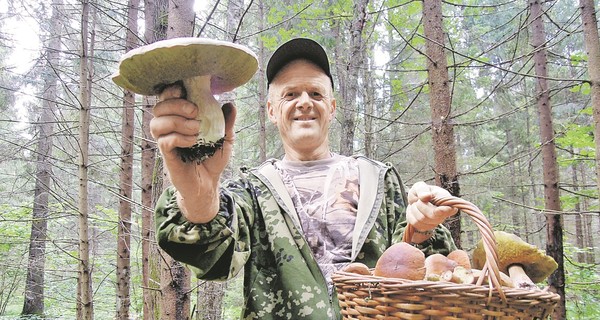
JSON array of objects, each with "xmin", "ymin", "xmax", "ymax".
[
  {"xmin": 563, "ymin": 243, "xmax": 600, "ymax": 319},
  {"xmin": 570, "ymin": 82, "xmax": 591, "ymax": 95},
  {"xmin": 222, "ymin": 275, "xmax": 244, "ymax": 319},
  {"xmin": 0, "ymin": 204, "xmax": 31, "ymax": 252},
  {"xmin": 0, "ymin": 204, "xmax": 30, "ymax": 316},
  {"xmin": 570, "ymin": 52, "xmax": 587, "ymax": 66},
  {"xmin": 555, "ymin": 123, "xmax": 595, "ymax": 164},
  {"xmin": 556, "ymin": 124, "xmax": 594, "ymax": 150},
  {"xmin": 2, "ymin": 0, "xmax": 599, "ymax": 318}
]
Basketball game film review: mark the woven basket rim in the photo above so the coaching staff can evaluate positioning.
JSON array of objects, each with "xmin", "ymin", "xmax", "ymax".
[
  {"xmin": 332, "ymin": 270, "xmax": 561, "ymax": 302},
  {"xmin": 332, "ymin": 195, "xmax": 560, "ymax": 319}
]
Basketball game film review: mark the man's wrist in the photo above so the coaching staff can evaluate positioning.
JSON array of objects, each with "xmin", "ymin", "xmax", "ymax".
[
  {"xmin": 176, "ymin": 189, "xmax": 220, "ymax": 224},
  {"xmin": 413, "ymin": 228, "xmax": 434, "ymax": 237},
  {"xmin": 409, "ymin": 227, "xmax": 435, "ymax": 246}
]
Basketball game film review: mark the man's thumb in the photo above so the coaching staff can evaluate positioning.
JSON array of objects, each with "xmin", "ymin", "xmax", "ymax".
[{"xmin": 222, "ymin": 103, "xmax": 237, "ymax": 139}]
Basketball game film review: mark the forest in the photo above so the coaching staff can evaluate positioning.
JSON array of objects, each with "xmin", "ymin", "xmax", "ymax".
[{"xmin": 0, "ymin": 0, "xmax": 599, "ymax": 319}]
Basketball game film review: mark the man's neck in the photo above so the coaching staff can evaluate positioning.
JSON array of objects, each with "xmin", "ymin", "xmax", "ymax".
[{"xmin": 283, "ymin": 149, "xmax": 333, "ymax": 162}]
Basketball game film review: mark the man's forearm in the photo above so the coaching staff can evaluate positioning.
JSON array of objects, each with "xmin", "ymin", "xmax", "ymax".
[{"xmin": 176, "ymin": 183, "xmax": 220, "ymax": 224}]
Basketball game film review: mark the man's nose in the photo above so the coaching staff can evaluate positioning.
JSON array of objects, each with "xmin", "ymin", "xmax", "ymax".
[{"xmin": 297, "ymin": 92, "xmax": 313, "ymax": 109}]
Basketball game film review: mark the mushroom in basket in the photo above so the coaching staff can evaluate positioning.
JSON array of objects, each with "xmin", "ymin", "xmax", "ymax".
[
  {"xmin": 112, "ymin": 37, "xmax": 258, "ymax": 163},
  {"xmin": 472, "ymin": 230, "xmax": 558, "ymax": 290},
  {"xmin": 373, "ymin": 242, "xmax": 426, "ymax": 280}
]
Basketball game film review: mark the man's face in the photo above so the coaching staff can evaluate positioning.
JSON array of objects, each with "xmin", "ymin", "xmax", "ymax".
[{"xmin": 267, "ymin": 60, "xmax": 336, "ymax": 159}]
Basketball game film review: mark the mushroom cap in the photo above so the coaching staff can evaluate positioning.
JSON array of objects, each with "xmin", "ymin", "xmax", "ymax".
[
  {"xmin": 374, "ymin": 242, "xmax": 426, "ymax": 280},
  {"xmin": 112, "ymin": 37, "xmax": 258, "ymax": 95},
  {"xmin": 472, "ymin": 231, "xmax": 558, "ymax": 283},
  {"xmin": 447, "ymin": 249, "xmax": 472, "ymax": 269}
]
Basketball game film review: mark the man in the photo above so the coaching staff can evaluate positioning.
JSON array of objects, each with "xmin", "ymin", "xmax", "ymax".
[{"xmin": 151, "ymin": 38, "xmax": 457, "ymax": 319}]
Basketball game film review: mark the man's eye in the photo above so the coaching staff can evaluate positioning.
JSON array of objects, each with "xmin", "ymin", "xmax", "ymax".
[
  {"xmin": 310, "ymin": 92, "xmax": 323, "ymax": 99},
  {"xmin": 284, "ymin": 92, "xmax": 297, "ymax": 100}
]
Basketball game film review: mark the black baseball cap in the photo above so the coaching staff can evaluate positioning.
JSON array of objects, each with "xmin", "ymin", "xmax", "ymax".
[{"xmin": 266, "ymin": 38, "xmax": 334, "ymax": 90}]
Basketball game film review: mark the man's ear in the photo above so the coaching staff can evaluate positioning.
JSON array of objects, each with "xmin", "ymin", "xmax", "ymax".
[
  {"xmin": 329, "ymin": 98, "xmax": 337, "ymax": 121},
  {"xmin": 267, "ymin": 100, "xmax": 277, "ymax": 124}
]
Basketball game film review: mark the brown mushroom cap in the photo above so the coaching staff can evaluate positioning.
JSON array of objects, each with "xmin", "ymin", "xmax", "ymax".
[
  {"xmin": 343, "ymin": 262, "xmax": 372, "ymax": 275},
  {"xmin": 472, "ymin": 231, "xmax": 558, "ymax": 283},
  {"xmin": 447, "ymin": 249, "xmax": 471, "ymax": 269},
  {"xmin": 374, "ymin": 242, "xmax": 426, "ymax": 280},
  {"xmin": 112, "ymin": 37, "xmax": 258, "ymax": 95}
]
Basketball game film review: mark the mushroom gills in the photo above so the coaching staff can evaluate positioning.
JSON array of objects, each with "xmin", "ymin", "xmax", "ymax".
[{"xmin": 112, "ymin": 37, "xmax": 259, "ymax": 163}]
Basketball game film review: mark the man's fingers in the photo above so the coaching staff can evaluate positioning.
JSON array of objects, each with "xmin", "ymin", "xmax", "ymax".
[
  {"xmin": 156, "ymin": 133, "xmax": 198, "ymax": 153},
  {"xmin": 158, "ymin": 83, "xmax": 186, "ymax": 101},
  {"xmin": 435, "ymin": 205, "xmax": 458, "ymax": 218},
  {"xmin": 408, "ymin": 181, "xmax": 433, "ymax": 204},
  {"xmin": 406, "ymin": 204, "xmax": 439, "ymax": 231},
  {"xmin": 150, "ymin": 115, "xmax": 199, "ymax": 138},
  {"xmin": 222, "ymin": 103, "xmax": 237, "ymax": 140},
  {"xmin": 153, "ymin": 99, "xmax": 197, "ymax": 119}
]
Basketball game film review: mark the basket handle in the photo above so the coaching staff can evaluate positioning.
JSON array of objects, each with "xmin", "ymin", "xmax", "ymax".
[{"xmin": 402, "ymin": 195, "xmax": 506, "ymax": 302}]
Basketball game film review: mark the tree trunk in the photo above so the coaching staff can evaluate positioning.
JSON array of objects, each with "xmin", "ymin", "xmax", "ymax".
[
  {"xmin": 338, "ymin": 0, "xmax": 369, "ymax": 156},
  {"xmin": 580, "ymin": 0, "xmax": 600, "ymax": 229},
  {"xmin": 257, "ymin": 0, "xmax": 267, "ymax": 162},
  {"xmin": 506, "ymin": 127, "xmax": 523, "ymax": 237},
  {"xmin": 77, "ymin": 0, "xmax": 94, "ymax": 318},
  {"xmin": 528, "ymin": 1, "xmax": 565, "ymax": 318},
  {"xmin": 167, "ymin": 0, "xmax": 195, "ymax": 38},
  {"xmin": 116, "ymin": 0, "xmax": 139, "ymax": 318},
  {"xmin": 22, "ymin": 0, "xmax": 62, "ymax": 315},
  {"xmin": 158, "ymin": 0, "xmax": 194, "ymax": 318},
  {"xmin": 196, "ymin": 280, "xmax": 227, "ymax": 320},
  {"xmin": 422, "ymin": 0, "xmax": 461, "ymax": 246},
  {"xmin": 570, "ymin": 156, "xmax": 585, "ymax": 263},
  {"xmin": 579, "ymin": 162, "xmax": 595, "ymax": 264},
  {"xmin": 364, "ymin": 57, "xmax": 375, "ymax": 159},
  {"xmin": 156, "ymin": 156, "xmax": 193, "ymax": 320},
  {"xmin": 160, "ymin": 243, "xmax": 191, "ymax": 319},
  {"xmin": 142, "ymin": 0, "xmax": 167, "ymax": 319}
]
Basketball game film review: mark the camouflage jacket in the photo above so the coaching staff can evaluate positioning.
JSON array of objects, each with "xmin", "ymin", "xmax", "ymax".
[{"xmin": 155, "ymin": 156, "xmax": 457, "ymax": 319}]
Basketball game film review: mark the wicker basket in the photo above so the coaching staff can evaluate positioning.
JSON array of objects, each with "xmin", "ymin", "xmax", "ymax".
[{"xmin": 331, "ymin": 196, "xmax": 560, "ymax": 320}]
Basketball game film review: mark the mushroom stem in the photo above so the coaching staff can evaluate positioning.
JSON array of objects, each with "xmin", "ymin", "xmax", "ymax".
[
  {"xmin": 183, "ymin": 75, "xmax": 225, "ymax": 144},
  {"xmin": 507, "ymin": 264, "xmax": 538, "ymax": 290},
  {"xmin": 177, "ymin": 75, "xmax": 225, "ymax": 162}
]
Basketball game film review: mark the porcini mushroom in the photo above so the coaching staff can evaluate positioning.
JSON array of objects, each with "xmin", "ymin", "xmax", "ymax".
[
  {"xmin": 472, "ymin": 231, "xmax": 558, "ymax": 290},
  {"xmin": 343, "ymin": 262, "xmax": 372, "ymax": 276},
  {"xmin": 424, "ymin": 253, "xmax": 456, "ymax": 282},
  {"xmin": 472, "ymin": 268, "xmax": 514, "ymax": 288},
  {"xmin": 112, "ymin": 37, "xmax": 258, "ymax": 162},
  {"xmin": 447, "ymin": 249, "xmax": 471, "ymax": 269},
  {"xmin": 374, "ymin": 242, "xmax": 426, "ymax": 280},
  {"xmin": 447, "ymin": 250, "xmax": 475, "ymax": 284}
]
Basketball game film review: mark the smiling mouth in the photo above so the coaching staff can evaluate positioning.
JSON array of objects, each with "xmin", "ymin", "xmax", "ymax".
[{"xmin": 294, "ymin": 116, "xmax": 317, "ymax": 121}]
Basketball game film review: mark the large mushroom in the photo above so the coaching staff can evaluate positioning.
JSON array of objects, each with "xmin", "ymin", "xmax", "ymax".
[
  {"xmin": 472, "ymin": 231, "xmax": 558, "ymax": 290},
  {"xmin": 374, "ymin": 242, "xmax": 426, "ymax": 280},
  {"xmin": 112, "ymin": 37, "xmax": 258, "ymax": 162}
]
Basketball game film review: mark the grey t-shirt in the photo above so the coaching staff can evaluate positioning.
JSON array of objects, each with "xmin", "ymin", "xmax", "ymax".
[{"xmin": 275, "ymin": 154, "xmax": 360, "ymax": 284}]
